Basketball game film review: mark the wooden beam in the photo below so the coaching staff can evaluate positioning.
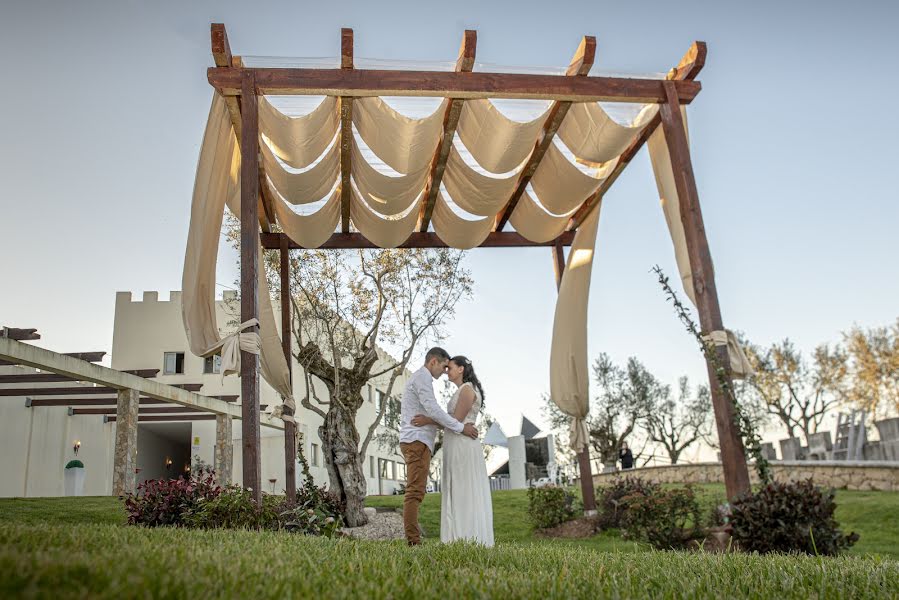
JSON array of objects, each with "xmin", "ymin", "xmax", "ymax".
[
  {"xmin": 339, "ymin": 28, "xmax": 354, "ymax": 233},
  {"xmin": 280, "ymin": 234, "xmax": 296, "ymax": 503},
  {"xmin": 0, "ymin": 383, "xmax": 203, "ymax": 397},
  {"xmin": 72, "ymin": 405, "xmax": 267, "ymax": 416},
  {"xmin": 658, "ymin": 79, "xmax": 750, "ymax": 500},
  {"xmin": 1, "ymin": 327, "xmax": 40, "ymax": 341},
  {"xmin": 568, "ymin": 42, "xmax": 707, "ymax": 230},
  {"xmin": 240, "ymin": 68, "xmax": 263, "ymax": 501},
  {"xmin": 494, "ymin": 36, "xmax": 596, "ymax": 231},
  {"xmin": 0, "ymin": 369, "xmax": 159, "ymax": 384},
  {"xmin": 262, "ymin": 230, "xmax": 575, "ymax": 250},
  {"xmin": 0, "ymin": 337, "xmax": 281, "ymax": 428},
  {"xmin": 106, "ymin": 414, "xmax": 218, "ymax": 423},
  {"xmin": 0, "ymin": 351, "xmax": 106, "ymax": 367},
  {"xmin": 208, "ymin": 67, "xmax": 701, "ymax": 104},
  {"xmin": 418, "ymin": 30, "xmax": 477, "ymax": 232},
  {"xmin": 26, "ymin": 396, "xmax": 238, "ymax": 407}
]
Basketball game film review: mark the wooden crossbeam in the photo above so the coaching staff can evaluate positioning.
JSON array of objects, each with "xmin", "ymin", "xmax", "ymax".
[
  {"xmin": 106, "ymin": 415, "xmax": 218, "ymax": 423},
  {"xmin": 26, "ymin": 396, "xmax": 239, "ymax": 407},
  {"xmin": 261, "ymin": 231, "xmax": 574, "ymax": 250},
  {"xmin": 72, "ymin": 404, "xmax": 267, "ymax": 416},
  {"xmin": 339, "ymin": 28, "xmax": 354, "ymax": 233},
  {"xmin": 417, "ymin": 30, "xmax": 477, "ymax": 232},
  {"xmin": 0, "ymin": 351, "xmax": 106, "ymax": 367},
  {"xmin": 0, "ymin": 383, "xmax": 203, "ymax": 397},
  {"xmin": 494, "ymin": 36, "xmax": 596, "ymax": 231},
  {"xmin": 1, "ymin": 327, "xmax": 40, "ymax": 341},
  {"xmin": 208, "ymin": 67, "xmax": 701, "ymax": 104},
  {"xmin": 567, "ymin": 42, "xmax": 707, "ymax": 230},
  {"xmin": 0, "ymin": 369, "xmax": 159, "ymax": 384}
]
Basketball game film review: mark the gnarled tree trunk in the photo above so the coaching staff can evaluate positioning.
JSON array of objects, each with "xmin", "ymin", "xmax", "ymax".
[{"xmin": 319, "ymin": 389, "xmax": 369, "ymax": 527}]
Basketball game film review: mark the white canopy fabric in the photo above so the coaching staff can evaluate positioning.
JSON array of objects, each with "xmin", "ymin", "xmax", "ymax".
[
  {"xmin": 557, "ymin": 101, "xmax": 658, "ymax": 165},
  {"xmin": 353, "ymin": 96, "xmax": 447, "ymax": 174},
  {"xmin": 509, "ymin": 190, "xmax": 577, "ymax": 244},
  {"xmin": 261, "ymin": 139, "xmax": 339, "ymax": 205},
  {"xmin": 431, "ymin": 193, "xmax": 494, "ymax": 249},
  {"xmin": 456, "ymin": 99, "xmax": 548, "ymax": 174},
  {"xmin": 259, "ymin": 96, "xmax": 338, "ymax": 169},
  {"xmin": 442, "ymin": 146, "xmax": 520, "ymax": 217}
]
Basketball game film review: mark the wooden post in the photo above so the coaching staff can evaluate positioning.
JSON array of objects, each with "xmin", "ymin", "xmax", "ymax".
[
  {"xmin": 240, "ymin": 69, "xmax": 262, "ymax": 504},
  {"xmin": 339, "ymin": 28, "xmax": 354, "ymax": 232},
  {"xmin": 112, "ymin": 388, "xmax": 139, "ymax": 496},
  {"xmin": 658, "ymin": 80, "xmax": 751, "ymax": 500},
  {"xmin": 551, "ymin": 240, "xmax": 597, "ymax": 514},
  {"xmin": 280, "ymin": 235, "xmax": 297, "ymax": 503},
  {"xmin": 214, "ymin": 414, "xmax": 234, "ymax": 486}
]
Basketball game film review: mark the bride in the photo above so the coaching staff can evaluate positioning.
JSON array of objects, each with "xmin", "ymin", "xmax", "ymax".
[{"xmin": 412, "ymin": 355, "xmax": 494, "ymax": 547}]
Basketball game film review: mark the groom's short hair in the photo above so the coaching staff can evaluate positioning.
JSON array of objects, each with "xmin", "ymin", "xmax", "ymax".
[{"xmin": 425, "ymin": 347, "xmax": 450, "ymax": 364}]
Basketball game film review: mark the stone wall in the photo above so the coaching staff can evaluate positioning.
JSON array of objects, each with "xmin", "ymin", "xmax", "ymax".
[{"xmin": 591, "ymin": 461, "xmax": 899, "ymax": 492}]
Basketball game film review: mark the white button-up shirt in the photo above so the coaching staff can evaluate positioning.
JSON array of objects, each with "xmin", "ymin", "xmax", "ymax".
[{"xmin": 399, "ymin": 366, "xmax": 464, "ymax": 452}]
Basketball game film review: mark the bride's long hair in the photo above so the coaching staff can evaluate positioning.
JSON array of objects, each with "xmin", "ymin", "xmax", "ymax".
[{"xmin": 451, "ymin": 355, "xmax": 485, "ymax": 410}]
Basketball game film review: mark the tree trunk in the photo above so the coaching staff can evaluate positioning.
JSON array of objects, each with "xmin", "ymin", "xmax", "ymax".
[{"xmin": 319, "ymin": 397, "xmax": 368, "ymax": 527}]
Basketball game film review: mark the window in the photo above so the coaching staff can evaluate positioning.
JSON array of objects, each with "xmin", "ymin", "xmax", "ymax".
[
  {"xmin": 376, "ymin": 390, "xmax": 385, "ymax": 408},
  {"xmin": 367, "ymin": 384, "xmax": 374, "ymax": 403},
  {"xmin": 379, "ymin": 458, "xmax": 389, "ymax": 479},
  {"xmin": 163, "ymin": 352, "xmax": 185, "ymax": 375},
  {"xmin": 203, "ymin": 353, "xmax": 222, "ymax": 374},
  {"xmin": 369, "ymin": 455, "xmax": 375, "ymax": 478},
  {"xmin": 311, "ymin": 443, "xmax": 320, "ymax": 467},
  {"xmin": 397, "ymin": 462, "xmax": 406, "ymax": 481}
]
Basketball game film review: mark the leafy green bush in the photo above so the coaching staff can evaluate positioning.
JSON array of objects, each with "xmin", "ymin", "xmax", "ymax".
[
  {"xmin": 64, "ymin": 460, "xmax": 84, "ymax": 469},
  {"xmin": 123, "ymin": 468, "xmax": 221, "ymax": 527},
  {"xmin": 730, "ymin": 479, "xmax": 859, "ymax": 555},
  {"xmin": 184, "ymin": 487, "xmax": 282, "ymax": 530},
  {"xmin": 620, "ymin": 485, "xmax": 703, "ymax": 550},
  {"xmin": 596, "ymin": 476, "xmax": 661, "ymax": 529},
  {"xmin": 527, "ymin": 486, "xmax": 580, "ymax": 529}
]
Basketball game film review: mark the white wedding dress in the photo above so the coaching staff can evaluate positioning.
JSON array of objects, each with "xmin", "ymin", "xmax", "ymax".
[{"xmin": 441, "ymin": 382, "xmax": 494, "ymax": 547}]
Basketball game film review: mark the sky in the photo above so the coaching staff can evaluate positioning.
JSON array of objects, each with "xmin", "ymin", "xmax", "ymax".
[{"xmin": 2, "ymin": 0, "xmax": 898, "ymax": 454}]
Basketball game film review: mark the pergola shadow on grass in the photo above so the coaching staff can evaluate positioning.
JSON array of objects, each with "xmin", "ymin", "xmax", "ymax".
[{"xmin": 189, "ymin": 23, "xmax": 752, "ymax": 512}]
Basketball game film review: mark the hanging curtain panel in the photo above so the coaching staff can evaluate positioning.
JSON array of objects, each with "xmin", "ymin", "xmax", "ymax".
[
  {"xmin": 272, "ymin": 187, "xmax": 341, "ymax": 249},
  {"xmin": 259, "ymin": 96, "xmax": 338, "ymax": 169},
  {"xmin": 455, "ymin": 99, "xmax": 549, "ymax": 174},
  {"xmin": 530, "ymin": 143, "xmax": 617, "ymax": 215},
  {"xmin": 261, "ymin": 138, "xmax": 339, "ymax": 205},
  {"xmin": 431, "ymin": 193, "xmax": 494, "ymax": 249},
  {"xmin": 350, "ymin": 188, "xmax": 421, "ymax": 248},
  {"xmin": 557, "ymin": 102, "xmax": 658, "ymax": 165},
  {"xmin": 442, "ymin": 147, "xmax": 520, "ymax": 217},
  {"xmin": 351, "ymin": 139, "xmax": 429, "ymax": 215},
  {"xmin": 509, "ymin": 190, "xmax": 577, "ymax": 244},
  {"xmin": 353, "ymin": 96, "xmax": 447, "ymax": 175},
  {"xmin": 549, "ymin": 205, "xmax": 601, "ymax": 452}
]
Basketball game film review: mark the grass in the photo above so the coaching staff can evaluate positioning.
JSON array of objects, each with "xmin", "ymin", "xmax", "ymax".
[{"xmin": 0, "ymin": 488, "xmax": 896, "ymax": 599}]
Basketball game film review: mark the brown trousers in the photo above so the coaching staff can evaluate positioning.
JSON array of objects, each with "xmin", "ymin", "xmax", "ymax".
[{"xmin": 400, "ymin": 441, "xmax": 432, "ymax": 544}]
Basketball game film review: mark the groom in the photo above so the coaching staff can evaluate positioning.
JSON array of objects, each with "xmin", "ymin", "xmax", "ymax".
[{"xmin": 399, "ymin": 347, "xmax": 478, "ymax": 546}]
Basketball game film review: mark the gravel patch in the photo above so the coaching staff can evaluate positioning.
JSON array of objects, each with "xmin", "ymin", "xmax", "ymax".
[{"xmin": 342, "ymin": 510, "xmax": 406, "ymax": 541}]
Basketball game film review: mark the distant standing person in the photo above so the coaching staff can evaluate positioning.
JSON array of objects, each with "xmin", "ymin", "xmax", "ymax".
[{"xmin": 619, "ymin": 442, "xmax": 634, "ymax": 470}]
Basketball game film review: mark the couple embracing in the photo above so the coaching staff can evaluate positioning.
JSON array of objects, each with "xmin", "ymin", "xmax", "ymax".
[{"xmin": 399, "ymin": 347, "xmax": 494, "ymax": 547}]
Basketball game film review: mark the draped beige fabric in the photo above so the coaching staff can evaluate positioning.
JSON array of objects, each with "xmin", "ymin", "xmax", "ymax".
[
  {"xmin": 703, "ymin": 330, "xmax": 754, "ymax": 379},
  {"xmin": 272, "ymin": 187, "xmax": 341, "ymax": 249},
  {"xmin": 350, "ymin": 188, "xmax": 421, "ymax": 248},
  {"xmin": 456, "ymin": 99, "xmax": 548, "ymax": 174},
  {"xmin": 558, "ymin": 102, "xmax": 658, "ymax": 165},
  {"xmin": 183, "ymin": 94, "xmax": 295, "ymax": 422},
  {"xmin": 431, "ymin": 193, "xmax": 494, "ymax": 249},
  {"xmin": 509, "ymin": 190, "xmax": 577, "ymax": 243},
  {"xmin": 442, "ymin": 147, "xmax": 520, "ymax": 217},
  {"xmin": 351, "ymin": 139, "xmax": 428, "ymax": 215},
  {"xmin": 261, "ymin": 138, "xmax": 339, "ymax": 205},
  {"xmin": 530, "ymin": 143, "xmax": 617, "ymax": 215},
  {"xmin": 353, "ymin": 96, "xmax": 447, "ymax": 174},
  {"xmin": 259, "ymin": 96, "xmax": 338, "ymax": 169},
  {"xmin": 550, "ymin": 205, "xmax": 601, "ymax": 452}
]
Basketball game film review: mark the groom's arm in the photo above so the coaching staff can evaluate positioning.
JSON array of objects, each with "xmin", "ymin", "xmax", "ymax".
[{"xmin": 415, "ymin": 375, "xmax": 465, "ymax": 434}]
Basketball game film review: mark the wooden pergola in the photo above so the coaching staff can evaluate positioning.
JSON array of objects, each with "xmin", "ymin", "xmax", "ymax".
[{"xmin": 205, "ymin": 24, "xmax": 751, "ymax": 508}]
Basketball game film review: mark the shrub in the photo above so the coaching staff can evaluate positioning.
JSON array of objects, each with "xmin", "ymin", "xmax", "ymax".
[
  {"xmin": 279, "ymin": 468, "xmax": 345, "ymax": 537},
  {"xmin": 620, "ymin": 485, "xmax": 703, "ymax": 550},
  {"xmin": 596, "ymin": 476, "xmax": 661, "ymax": 529},
  {"xmin": 527, "ymin": 486, "xmax": 580, "ymax": 530},
  {"xmin": 730, "ymin": 479, "xmax": 859, "ymax": 556},
  {"xmin": 123, "ymin": 468, "xmax": 221, "ymax": 527},
  {"xmin": 184, "ymin": 487, "xmax": 282, "ymax": 530},
  {"xmin": 65, "ymin": 460, "xmax": 84, "ymax": 469}
]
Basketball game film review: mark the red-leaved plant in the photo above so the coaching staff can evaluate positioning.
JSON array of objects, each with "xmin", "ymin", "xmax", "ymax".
[{"xmin": 122, "ymin": 467, "xmax": 221, "ymax": 527}]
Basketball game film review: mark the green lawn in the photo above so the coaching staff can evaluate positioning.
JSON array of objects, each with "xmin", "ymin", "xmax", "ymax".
[{"xmin": 0, "ymin": 489, "xmax": 896, "ymax": 599}]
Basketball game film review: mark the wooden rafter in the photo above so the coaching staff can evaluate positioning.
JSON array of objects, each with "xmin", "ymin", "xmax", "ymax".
[
  {"xmin": 26, "ymin": 396, "xmax": 237, "ymax": 407},
  {"xmin": 417, "ymin": 30, "xmax": 477, "ymax": 232},
  {"xmin": 106, "ymin": 414, "xmax": 218, "ymax": 423},
  {"xmin": 339, "ymin": 28, "xmax": 354, "ymax": 232},
  {"xmin": 0, "ymin": 383, "xmax": 203, "ymax": 397},
  {"xmin": 567, "ymin": 42, "xmax": 707, "ymax": 230},
  {"xmin": 72, "ymin": 405, "xmax": 266, "ymax": 416},
  {"xmin": 0, "ymin": 351, "xmax": 106, "ymax": 367},
  {"xmin": 494, "ymin": 36, "xmax": 596, "ymax": 231},
  {"xmin": 261, "ymin": 231, "xmax": 574, "ymax": 250},
  {"xmin": 1, "ymin": 327, "xmax": 40, "ymax": 341},
  {"xmin": 0, "ymin": 369, "xmax": 159, "ymax": 384}
]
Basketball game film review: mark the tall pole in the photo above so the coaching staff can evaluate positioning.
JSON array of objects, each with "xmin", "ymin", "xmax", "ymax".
[
  {"xmin": 658, "ymin": 81, "xmax": 751, "ymax": 499},
  {"xmin": 552, "ymin": 237, "xmax": 597, "ymax": 514},
  {"xmin": 281, "ymin": 235, "xmax": 297, "ymax": 503},
  {"xmin": 240, "ymin": 70, "xmax": 262, "ymax": 504}
]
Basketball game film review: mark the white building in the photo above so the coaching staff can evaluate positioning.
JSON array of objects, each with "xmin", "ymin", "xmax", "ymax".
[{"xmin": 0, "ymin": 290, "xmax": 412, "ymax": 498}]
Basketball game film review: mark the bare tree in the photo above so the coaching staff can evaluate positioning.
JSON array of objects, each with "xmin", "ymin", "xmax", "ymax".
[
  {"xmin": 260, "ymin": 246, "xmax": 472, "ymax": 527},
  {"xmin": 745, "ymin": 338, "xmax": 847, "ymax": 445},
  {"xmin": 643, "ymin": 377, "xmax": 712, "ymax": 464}
]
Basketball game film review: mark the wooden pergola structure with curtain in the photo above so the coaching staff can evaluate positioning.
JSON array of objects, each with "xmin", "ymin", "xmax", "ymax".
[{"xmin": 200, "ymin": 23, "xmax": 751, "ymax": 509}]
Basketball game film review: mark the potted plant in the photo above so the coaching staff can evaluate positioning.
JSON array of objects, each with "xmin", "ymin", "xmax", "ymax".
[{"xmin": 64, "ymin": 459, "xmax": 85, "ymax": 496}]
